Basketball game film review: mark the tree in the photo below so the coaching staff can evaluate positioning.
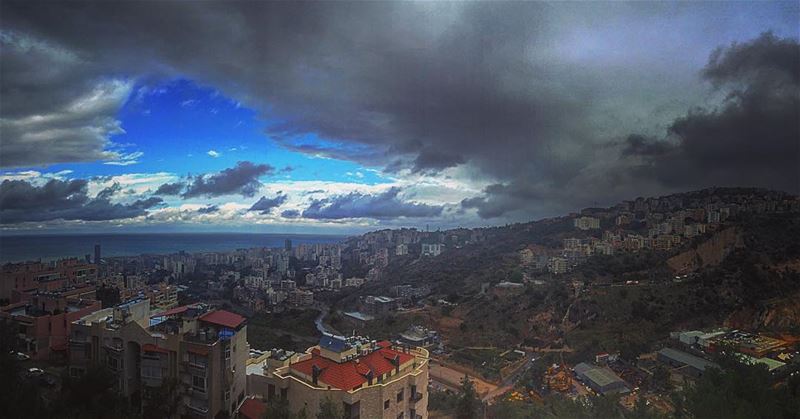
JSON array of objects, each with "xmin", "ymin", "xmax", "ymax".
[
  {"xmin": 681, "ymin": 353, "xmax": 800, "ymax": 419},
  {"xmin": 143, "ymin": 378, "xmax": 180, "ymax": 419},
  {"xmin": 317, "ymin": 396, "xmax": 344, "ymax": 419},
  {"xmin": 651, "ymin": 365, "xmax": 671, "ymax": 391},
  {"xmin": 264, "ymin": 397, "xmax": 292, "ymax": 419},
  {"xmin": 456, "ymin": 375, "xmax": 481, "ymax": 419}
]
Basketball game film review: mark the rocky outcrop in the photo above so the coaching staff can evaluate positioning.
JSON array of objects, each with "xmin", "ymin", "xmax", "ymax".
[
  {"xmin": 725, "ymin": 292, "xmax": 800, "ymax": 331},
  {"xmin": 667, "ymin": 227, "xmax": 743, "ymax": 273}
]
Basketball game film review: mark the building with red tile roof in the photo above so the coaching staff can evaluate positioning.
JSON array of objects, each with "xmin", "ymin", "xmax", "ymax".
[
  {"xmin": 199, "ymin": 309, "xmax": 246, "ymax": 329},
  {"xmin": 247, "ymin": 334, "xmax": 429, "ymax": 419},
  {"xmin": 237, "ymin": 397, "xmax": 266, "ymax": 419}
]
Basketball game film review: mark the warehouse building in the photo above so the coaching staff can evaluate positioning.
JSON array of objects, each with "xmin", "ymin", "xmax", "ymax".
[
  {"xmin": 657, "ymin": 347, "xmax": 719, "ymax": 378},
  {"xmin": 573, "ymin": 362, "xmax": 629, "ymax": 395}
]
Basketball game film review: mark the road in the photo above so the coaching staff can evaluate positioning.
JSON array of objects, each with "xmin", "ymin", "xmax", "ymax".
[{"xmin": 481, "ymin": 353, "xmax": 538, "ymax": 402}]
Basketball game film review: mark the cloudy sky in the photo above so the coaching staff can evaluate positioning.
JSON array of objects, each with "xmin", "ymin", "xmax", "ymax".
[{"xmin": 1, "ymin": 1, "xmax": 798, "ymax": 234}]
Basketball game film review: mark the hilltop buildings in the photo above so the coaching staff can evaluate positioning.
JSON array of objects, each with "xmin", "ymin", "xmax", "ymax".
[{"xmin": 247, "ymin": 334, "xmax": 429, "ymax": 419}]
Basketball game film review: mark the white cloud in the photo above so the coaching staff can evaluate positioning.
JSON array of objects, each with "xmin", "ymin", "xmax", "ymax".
[
  {"xmin": 207, "ymin": 150, "xmax": 221, "ymax": 158},
  {"xmin": 104, "ymin": 151, "xmax": 144, "ymax": 166}
]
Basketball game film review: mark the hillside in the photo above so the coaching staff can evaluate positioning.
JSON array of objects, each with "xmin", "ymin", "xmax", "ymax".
[{"xmin": 330, "ymin": 188, "xmax": 800, "ymax": 367}]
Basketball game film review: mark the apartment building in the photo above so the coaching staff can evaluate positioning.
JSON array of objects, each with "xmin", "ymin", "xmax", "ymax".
[
  {"xmin": 573, "ymin": 216, "xmax": 600, "ymax": 230},
  {"xmin": 1, "ymin": 258, "xmax": 97, "ymax": 302},
  {"xmin": 145, "ymin": 282, "xmax": 179, "ymax": 312},
  {"xmin": 69, "ymin": 299, "xmax": 248, "ymax": 418},
  {"xmin": 0, "ymin": 285, "xmax": 101, "ymax": 360},
  {"xmin": 247, "ymin": 334, "xmax": 429, "ymax": 419}
]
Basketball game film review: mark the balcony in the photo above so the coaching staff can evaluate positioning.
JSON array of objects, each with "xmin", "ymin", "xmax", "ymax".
[
  {"xmin": 183, "ymin": 361, "xmax": 208, "ymax": 376},
  {"xmin": 409, "ymin": 392, "xmax": 423, "ymax": 403},
  {"xmin": 189, "ymin": 388, "xmax": 209, "ymax": 401},
  {"xmin": 185, "ymin": 400, "xmax": 209, "ymax": 416}
]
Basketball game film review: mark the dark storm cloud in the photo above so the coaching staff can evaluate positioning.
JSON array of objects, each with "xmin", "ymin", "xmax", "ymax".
[
  {"xmin": 0, "ymin": 2, "xmax": 594, "ymax": 201},
  {"xmin": 621, "ymin": 33, "xmax": 799, "ymax": 193},
  {"xmin": 281, "ymin": 209, "xmax": 301, "ymax": 219},
  {"xmin": 182, "ymin": 161, "xmax": 273, "ymax": 198},
  {"xmin": 302, "ymin": 187, "xmax": 443, "ymax": 220},
  {"xmin": 621, "ymin": 135, "xmax": 673, "ymax": 157},
  {"xmin": 197, "ymin": 205, "xmax": 219, "ymax": 214},
  {"xmin": 2, "ymin": 2, "xmax": 798, "ymax": 221},
  {"xmin": 0, "ymin": 178, "xmax": 162, "ymax": 223},
  {"xmin": 154, "ymin": 182, "xmax": 185, "ymax": 196},
  {"xmin": 248, "ymin": 193, "xmax": 288, "ymax": 215},
  {"xmin": 0, "ymin": 31, "xmax": 129, "ymax": 167}
]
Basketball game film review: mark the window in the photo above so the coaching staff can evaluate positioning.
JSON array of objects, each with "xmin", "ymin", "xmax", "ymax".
[
  {"xmin": 142, "ymin": 366, "xmax": 162, "ymax": 379},
  {"xmin": 384, "ymin": 399, "xmax": 390, "ymax": 410},
  {"xmin": 343, "ymin": 401, "xmax": 360, "ymax": 419},
  {"xmin": 397, "ymin": 389, "xmax": 404, "ymax": 402},
  {"xmin": 188, "ymin": 352, "xmax": 207, "ymax": 368},
  {"xmin": 192, "ymin": 375, "xmax": 206, "ymax": 393},
  {"xmin": 224, "ymin": 390, "xmax": 230, "ymax": 401},
  {"xmin": 224, "ymin": 347, "xmax": 231, "ymax": 360},
  {"xmin": 397, "ymin": 413, "xmax": 404, "ymax": 419}
]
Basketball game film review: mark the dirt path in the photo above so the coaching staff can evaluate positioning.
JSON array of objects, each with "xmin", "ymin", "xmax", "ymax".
[{"xmin": 428, "ymin": 361, "xmax": 498, "ymax": 397}]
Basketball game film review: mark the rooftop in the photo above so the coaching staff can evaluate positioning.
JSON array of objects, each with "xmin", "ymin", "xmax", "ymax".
[
  {"xmin": 575, "ymin": 362, "xmax": 627, "ymax": 389},
  {"xmin": 289, "ymin": 344, "xmax": 415, "ymax": 391},
  {"xmin": 238, "ymin": 398, "xmax": 266, "ymax": 419},
  {"xmin": 658, "ymin": 347, "xmax": 719, "ymax": 371},
  {"xmin": 343, "ymin": 311, "xmax": 374, "ymax": 321},
  {"xmin": 199, "ymin": 310, "xmax": 246, "ymax": 329}
]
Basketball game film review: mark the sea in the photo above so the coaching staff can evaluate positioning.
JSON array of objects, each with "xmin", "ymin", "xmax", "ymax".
[{"xmin": 0, "ymin": 233, "xmax": 347, "ymax": 263}]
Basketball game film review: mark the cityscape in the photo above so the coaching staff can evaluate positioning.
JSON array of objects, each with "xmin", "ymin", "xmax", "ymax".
[{"xmin": 1, "ymin": 2, "xmax": 799, "ymax": 419}]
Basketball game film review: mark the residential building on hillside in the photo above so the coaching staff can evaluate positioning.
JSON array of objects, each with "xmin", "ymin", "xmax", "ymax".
[
  {"xmin": 421, "ymin": 242, "xmax": 443, "ymax": 257},
  {"xmin": 573, "ymin": 216, "xmax": 600, "ymax": 230},
  {"xmin": 548, "ymin": 257, "xmax": 569, "ymax": 275},
  {"xmin": 69, "ymin": 300, "xmax": 248, "ymax": 418},
  {"xmin": 1, "ymin": 259, "xmax": 97, "ymax": 302},
  {"xmin": 247, "ymin": 334, "xmax": 429, "ymax": 419},
  {"xmin": 0, "ymin": 285, "xmax": 101, "ymax": 360}
]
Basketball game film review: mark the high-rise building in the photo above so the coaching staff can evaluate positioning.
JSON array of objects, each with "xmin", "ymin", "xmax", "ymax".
[
  {"xmin": 247, "ymin": 334, "xmax": 429, "ymax": 419},
  {"xmin": 94, "ymin": 244, "xmax": 101, "ymax": 264},
  {"xmin": 285, "ymin": 239, "xmax": 292, "ymax": 252},
  {"xmin": 69, "ymin": 300, "xmax": 248, "ymax": 418}
]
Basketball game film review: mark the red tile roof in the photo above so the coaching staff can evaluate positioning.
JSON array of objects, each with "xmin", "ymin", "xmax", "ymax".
[
  {"xmin": 186, "ymin": 346, "xmax": 210, "ymax": 356},
  {"xmin": 290, "ymin": 346, "xmax": 414, "ymax": 391},
  {"xmin": 142, "ymin": 343, "xmax": 169, "ymax": 354},
  {"xmin": 199, "ymin": 310, "xmax": 245, "ymax": 329},
  {"xmin": 238, "ymin": 397, "xmax": 266, "ymax": 419}
]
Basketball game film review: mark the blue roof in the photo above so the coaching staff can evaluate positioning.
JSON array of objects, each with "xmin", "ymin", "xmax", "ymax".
[{"xmin": 319, "ymin": 335, "xmax": 350, "ymax": 353}]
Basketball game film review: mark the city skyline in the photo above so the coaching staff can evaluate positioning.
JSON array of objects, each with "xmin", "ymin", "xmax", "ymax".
[{"xmin": 1, "ymin": 2, "xmax": 798, "ymax": 235}]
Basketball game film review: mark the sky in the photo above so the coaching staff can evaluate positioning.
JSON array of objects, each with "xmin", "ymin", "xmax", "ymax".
[{"xmin": 0, "ymin": 1, "xmax": 798, "ymax": 234}]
